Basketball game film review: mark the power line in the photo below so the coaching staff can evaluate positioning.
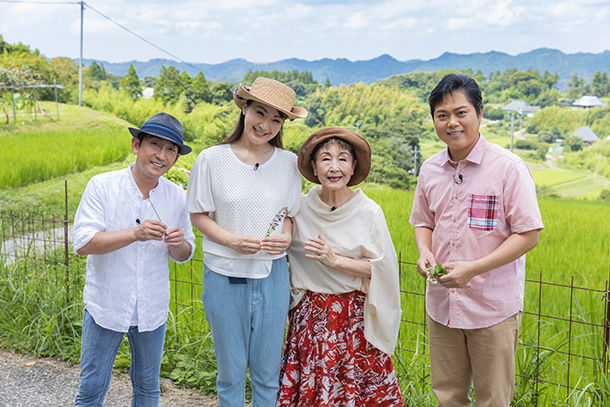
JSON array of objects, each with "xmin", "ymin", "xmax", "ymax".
[
  {"xmin": 1, "ymin": 0, "xmax": 203, "ymax": 74},
  {"xmin": 0, "ymin": 1, "xmax": 78, "ymax": 3},
  {"xmin": 83, "ymin": 3, "xmax": 202, "ymax": 73}
]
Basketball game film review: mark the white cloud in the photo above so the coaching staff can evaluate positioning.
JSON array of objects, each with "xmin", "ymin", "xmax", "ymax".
[
  {"xmin": 481, "ymin": 0, "xmax": 525, "ymax": 26},
  {"xmin": 344, "ymin": 12, "xmax": 369, "ymax": 29},
  {"xmin": 0, "ymin": 0, "xmax": 608, "ymax": 63},
  {"xmin": 447, "ymin": 18, "xmax": 470, "ymax": 30}
]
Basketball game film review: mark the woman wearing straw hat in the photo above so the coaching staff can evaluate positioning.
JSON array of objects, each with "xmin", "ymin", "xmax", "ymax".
[
  {"xmin": 186, "ymin": 77, "xmax": 307, "ymax": 406},
  {"xmin": 277, "ymin": 127, "xmax": 404, "ymax": 407}
]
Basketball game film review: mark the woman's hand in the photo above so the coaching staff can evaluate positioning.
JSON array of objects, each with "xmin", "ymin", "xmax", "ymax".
[
  {"xmin": 304, "ymin": 234, "xmax": 338, "ymax": 268},
  {"xmin": 304, "ymin": 234, "xmax": 372, "ymax": 278},
  {"xmin": 226, "ymin": 234, "xmax": 261, "ymax": 255},
  {"xmin": 261, "ymin": 233, "xmax": 291, "ymax": 255}
]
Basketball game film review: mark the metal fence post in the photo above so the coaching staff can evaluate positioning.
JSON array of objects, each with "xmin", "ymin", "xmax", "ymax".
[
  {"xmin": 64, "ymin": 180, "xmax": 70, "ymax": 303},
  {"xmin": 602, "ymin": 267, "xmax": 610, "ymax": 374}
]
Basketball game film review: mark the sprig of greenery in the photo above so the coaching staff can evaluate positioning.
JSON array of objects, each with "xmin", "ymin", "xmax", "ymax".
[{"xmin": 426, "ymin": 264, "xmax": 447, "ymax": 284}]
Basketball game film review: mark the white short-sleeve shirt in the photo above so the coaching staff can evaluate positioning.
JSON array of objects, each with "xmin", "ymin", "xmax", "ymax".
[{"xmin": 187, "ymin": 144, "xmax": 302, "ymax": 278}]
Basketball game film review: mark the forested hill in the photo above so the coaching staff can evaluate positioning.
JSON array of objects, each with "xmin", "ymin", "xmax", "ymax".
[{"xmin": 85, "ymin": 48, "xmax": 610, "ymax": 88}]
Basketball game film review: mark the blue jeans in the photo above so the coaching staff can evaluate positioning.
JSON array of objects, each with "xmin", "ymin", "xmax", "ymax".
[
  {"xmin": 203, "ymin": 257, "xmax": 290, "ymax": 407},
  {"xmin": 75, "ymin": 309, "xmax": 166, "ymax": 407}
]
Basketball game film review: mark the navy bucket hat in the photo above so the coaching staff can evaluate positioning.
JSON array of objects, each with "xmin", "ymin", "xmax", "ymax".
[{"xmin": 128, "ymin": 113, "xmax": 192, "ymax": 155}]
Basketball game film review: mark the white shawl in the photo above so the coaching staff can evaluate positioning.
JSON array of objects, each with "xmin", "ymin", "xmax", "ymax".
[{"xmin": 288, "ymin": 186, "xmax": 402, "ymax": 355}]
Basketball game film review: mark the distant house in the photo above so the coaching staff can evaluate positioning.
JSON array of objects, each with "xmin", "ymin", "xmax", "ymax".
[
  {"xmin": 572, "ymin": 126, "xmax": 599, "ymax": 145},
  {"xmin": 560, "ymin": 99, "xmax": 572, "ymax": 106},
  {"xmin": 502, "ymin": 100, "xmax": 540, "ymax": 117},
  {"xmin": 572, "ymin": 96, "xmax": 605, "ymax": 109}
]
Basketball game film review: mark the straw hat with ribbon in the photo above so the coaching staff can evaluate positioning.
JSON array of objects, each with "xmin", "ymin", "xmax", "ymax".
[
  {"xmin": 234, "ymin": 77, "xmax": 307, "ymax": 120},
  {"xmin": 298, "ymin": 127, "xmax": 371, "ymax": 186}
]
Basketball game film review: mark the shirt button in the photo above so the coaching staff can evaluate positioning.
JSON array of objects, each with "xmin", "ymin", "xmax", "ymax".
[
  {"xmin": 450, "ymin": 289, "xmax": 456, "ymax": 293},
  {"xmin": 451, "ymin": 242, "xmax": 456, "ymax": 246},
  {"xmin": 455, "ymin": 194, "xmax": 459, "ymax": 199},
  {"xmin": 452, "ymin": 217, "xmax": 457, "ymax": 222}
]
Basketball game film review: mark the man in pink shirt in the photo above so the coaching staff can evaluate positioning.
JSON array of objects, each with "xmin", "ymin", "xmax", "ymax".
[{"xmin": 409, "ymin": 74, "xmax": 544, "ymax": 407}]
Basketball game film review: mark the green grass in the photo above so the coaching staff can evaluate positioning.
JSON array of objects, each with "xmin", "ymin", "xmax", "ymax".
[
  {"xmin": 530, "ymin": 162, "xmax": 610, "ymax": 199},
  {"xmin": 530, "ymin": 164, "xmax": 587, "ymax": 186},
  {"xmin": 0, "ymin": 103, "xmax": 133, "ymax": 190},
  {"xmin": 551, "ymin": 175, "xmax": 610, "ymax": 199},
  {"xmin": 2, "ymin": 182, "xmax": 610, "ymax": 405}
]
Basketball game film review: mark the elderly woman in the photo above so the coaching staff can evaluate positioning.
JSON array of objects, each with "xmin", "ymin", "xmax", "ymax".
[{"xmin": 277, "ymin": 127, "xmax": 404, "ymax": 406}]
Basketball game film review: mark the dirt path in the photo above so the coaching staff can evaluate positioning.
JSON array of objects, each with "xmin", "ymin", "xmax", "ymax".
[{"xmin": 0, "ymin": 349, "xmax": 218, "ymax": 406}]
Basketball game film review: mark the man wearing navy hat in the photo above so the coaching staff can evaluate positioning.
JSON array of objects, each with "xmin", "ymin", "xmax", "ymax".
[{"xmin": 73, "ymin": 113, "xmax": 196, "ymax": 407}]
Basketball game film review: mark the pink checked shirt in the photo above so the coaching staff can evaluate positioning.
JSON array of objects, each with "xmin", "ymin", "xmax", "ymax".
[{"xmin": 410, "ymin": 135, "xmax": 544, "ymax": 329}]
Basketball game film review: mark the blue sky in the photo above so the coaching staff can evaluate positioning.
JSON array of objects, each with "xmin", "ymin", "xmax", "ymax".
[{"xmin": 1, "ymin": 0, "xmax": 609, "ymax": 64}]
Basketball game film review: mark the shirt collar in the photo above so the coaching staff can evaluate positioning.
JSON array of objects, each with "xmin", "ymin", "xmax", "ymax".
[
  {"xmin": 440, "ymin": 133, "xmax": 487, "ymax": 167},
  {"xmin": 127, "ymin": 163, "xmax": 160, "ymax": 197}
]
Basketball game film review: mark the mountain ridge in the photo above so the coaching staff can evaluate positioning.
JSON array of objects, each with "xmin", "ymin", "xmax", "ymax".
[{"xmin": 83, "ymin": 48, "xmax": 610, "ymax": 87}]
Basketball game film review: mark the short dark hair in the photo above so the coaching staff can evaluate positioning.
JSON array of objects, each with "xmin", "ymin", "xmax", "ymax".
[{"xmin": 428, "ymin": 74, "xmax": 483, "ymax": 118}]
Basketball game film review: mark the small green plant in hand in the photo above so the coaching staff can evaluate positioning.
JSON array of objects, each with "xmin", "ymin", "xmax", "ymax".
[{"xmin": 426, "ymin": 264, "xmax": 447, "ymax": 284}]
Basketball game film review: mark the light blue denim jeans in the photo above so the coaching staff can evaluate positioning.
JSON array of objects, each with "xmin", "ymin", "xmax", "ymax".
[
  {"xmin": 75, "ymin": 309, "xmax": 166, "ymax": 407},
  {"xmin": 203, "ymin": 257, "xmax": 290, "ymax": 407}
]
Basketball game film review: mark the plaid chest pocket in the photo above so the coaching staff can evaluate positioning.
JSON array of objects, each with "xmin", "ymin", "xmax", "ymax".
[{"xmin": 468, "ymin": 194, "xmax": 499, "ymax": 231}]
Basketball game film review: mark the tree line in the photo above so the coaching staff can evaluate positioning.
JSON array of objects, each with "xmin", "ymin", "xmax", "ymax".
[{"xmin": 2, "ymin": 35, "xmax": 609, "ymax": 193}]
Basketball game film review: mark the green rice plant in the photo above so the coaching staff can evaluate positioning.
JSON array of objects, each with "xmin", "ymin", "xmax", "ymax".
[
  {"xmin": 0, "ymin": 124, "xmax": 130, "ymax": 189},
  {"xmin": 528, "ymin": 198, "xmax": 610, "ymax": 288}
]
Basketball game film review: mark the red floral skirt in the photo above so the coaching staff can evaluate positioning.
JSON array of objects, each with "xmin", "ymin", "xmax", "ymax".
[{"xmin": 277, "ymin": 290, "xmax": 404, "ymax": 407}]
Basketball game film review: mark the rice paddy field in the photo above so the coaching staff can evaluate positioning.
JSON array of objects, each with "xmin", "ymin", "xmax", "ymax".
[
  {"xmin": 0, "ymin": 105, "xmax": 132, "ymax": 190},
  {"xmin": 530, "ymin": 162, "xmax": 610, "ymax": 199}
]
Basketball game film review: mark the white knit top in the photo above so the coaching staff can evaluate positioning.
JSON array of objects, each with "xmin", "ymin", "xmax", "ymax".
[{"xmin": 187, "ymin": 144, "xmax": 302, "ymax": 278}]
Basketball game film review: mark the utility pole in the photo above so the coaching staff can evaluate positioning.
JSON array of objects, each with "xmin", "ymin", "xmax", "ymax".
[
  {"xmin": 411, "ymin": 145, "xmax": 420, "ymax": 176},
  {"xmin": 79, "ymin": 1, "xmax": 84, "ymax": 107},
  {"xmin": 510, "ymin": 112, "xmax": 514, "ymax": 152},
  {"xmin": 10, "ymin": 81, "xmax": 16, "ymax": 124}
]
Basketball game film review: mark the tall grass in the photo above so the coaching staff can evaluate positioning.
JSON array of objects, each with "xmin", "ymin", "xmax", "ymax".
[
  {"xmin": 0, "ymin": 255, "xmax": 84, "ymax": 360},
  {"xmin": 1, "ymin": 124, "xmax": 129, "ymax": 189}
]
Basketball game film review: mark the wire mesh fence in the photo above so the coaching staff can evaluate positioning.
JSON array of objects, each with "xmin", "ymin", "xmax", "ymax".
[{"xmin": 2, "ymin": 207, "xmax": 609, "ymax": 405}]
